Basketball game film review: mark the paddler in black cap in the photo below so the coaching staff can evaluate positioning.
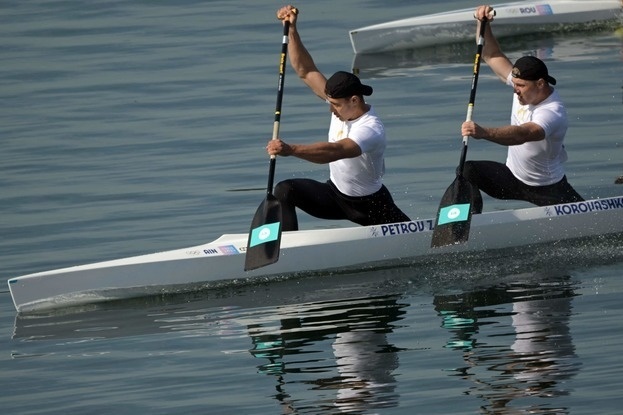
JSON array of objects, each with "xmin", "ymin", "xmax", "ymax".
[
  {"xmin": 459, "ymin": 4, "xmax": 584, "ymax": 213},
  {"xmin": 265, "ymin": 5, "xmax": 410, "ymax": 231}
]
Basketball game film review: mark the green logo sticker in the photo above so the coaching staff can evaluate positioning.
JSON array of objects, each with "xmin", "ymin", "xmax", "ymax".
[
  {"xmin": 437, "ymin": 203, "xmax": 470, "ymax": 225},
  {"xmin": 249, "ymin": 222, "xmax": 280, "ymax": 247}
]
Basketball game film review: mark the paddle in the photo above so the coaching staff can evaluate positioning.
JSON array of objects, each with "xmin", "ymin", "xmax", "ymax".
[
  {"xmin": 244, "ymin": 20, "xmax": 292, "ymax": 271},
  {"xmin": 430, "ymin": 16, "xmax": 490, "ymax": 248}
]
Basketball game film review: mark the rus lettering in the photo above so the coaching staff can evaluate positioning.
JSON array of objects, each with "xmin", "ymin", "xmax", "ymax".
[{"xmin": 519, "ymin": 7, "xmax": 536, "ymax": 14}]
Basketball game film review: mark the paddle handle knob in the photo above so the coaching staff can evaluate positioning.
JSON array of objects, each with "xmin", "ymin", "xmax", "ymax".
[
  {"xmin": 279, "ymin": 6, "xmax": 298, "ymax": 19},
  {"xmin": 473, "ymin": 9, "xmax": 496, "ymax": 20}
]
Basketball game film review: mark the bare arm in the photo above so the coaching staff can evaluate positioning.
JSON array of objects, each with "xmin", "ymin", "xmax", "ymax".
[
  {"xmin": 461, "ymin": 120, "xmax": 545, "ymax": 145},
  {"xmin": 277, "ymin": 5, "xmax": 327, "ymax": 99},
  {"xmin": 475, "ymin": 5, "xmax": 513, "ymax": 83},
  {"xmin": 266, "ymin": 137, "xmax": 362, "ymax": 164}
]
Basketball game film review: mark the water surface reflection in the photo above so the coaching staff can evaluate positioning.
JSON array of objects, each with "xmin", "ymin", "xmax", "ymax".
[
  {"xmin": 11, "ymin": 268, "xmax": 583, "ymax": 414},
  {"xmin": 435, "ymin": 274, "xmax": 579, "ymax": 414},
  {"xmin": 248, "ymin": 295, "xmax": 406, "ymax": 413}
]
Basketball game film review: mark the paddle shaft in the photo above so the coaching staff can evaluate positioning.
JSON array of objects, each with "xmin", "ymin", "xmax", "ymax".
[
  {"xmin": 266, "ymin": 21, "xmax": 290, "ymax": 195},
  {"xmin": 457, "ymin": 18, "xmax": 488, "ymax": 176},
  {"xmin": 244, "ymin": 17, "xmax": 297, "ymax": 271}
]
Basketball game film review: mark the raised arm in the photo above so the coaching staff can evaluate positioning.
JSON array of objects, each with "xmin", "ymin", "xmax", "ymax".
[
  {"xmin": 475, "ymin": 5, "xmax": 513, "ymax": 83},
  {"xmin": 276, "ymin": 5, "xmax": 328, "ymax": 99}
]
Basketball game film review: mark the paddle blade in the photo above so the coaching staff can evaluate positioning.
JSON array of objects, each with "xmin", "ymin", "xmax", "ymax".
[
  {"xmin": 430, "ymin": 175, "xmax": 474, "ymax": 248},
  {"xmin": 244, "ymin": 195, "xmax": 283, "ymax": 271}
]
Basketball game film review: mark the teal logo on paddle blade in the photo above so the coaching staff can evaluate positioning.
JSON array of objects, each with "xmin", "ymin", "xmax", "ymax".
[
  {"xmin": 249, "ymin": 222, "xmax": 280, "ymax": 247},
  {"xmin": 437, "ymin": 203, "xmax": 470, "ymax": 225}
]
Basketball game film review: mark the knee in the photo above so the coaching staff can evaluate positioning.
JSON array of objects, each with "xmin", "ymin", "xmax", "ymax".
[
  {"xmin": 462, "ymin": 161, "xmax": 477, "ymax": 181},
  {"xmin": 274, "ymin": 180, "xmax": 294, "ymax": 201}
]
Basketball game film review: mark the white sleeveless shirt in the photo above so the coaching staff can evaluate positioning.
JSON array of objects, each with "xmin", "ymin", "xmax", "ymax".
[
  {"xmin": 505, "ymin": 73, "xmax": 569, "ymax": 186},
  {"xmin": 327, "ymin": 106, "xmax": 386, "ymax": 196}
]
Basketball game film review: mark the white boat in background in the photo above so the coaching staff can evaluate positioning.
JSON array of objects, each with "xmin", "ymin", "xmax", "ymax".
[
  {"xmin": 8, "ymin": 196, "xmax": 623, "ymax": 313},
  {"xmin": 349, "ymin": 0, "xmax": 622, "ymax": 54}
]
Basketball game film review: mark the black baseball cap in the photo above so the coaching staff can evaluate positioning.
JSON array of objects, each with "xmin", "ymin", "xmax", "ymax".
[
  {"xmin": 325, "ymin": 71, "xmax": 373, "ymax": 98},
  {"xmin": 512, "ymin": 56, "xmax": 557, "ymax": 85}
]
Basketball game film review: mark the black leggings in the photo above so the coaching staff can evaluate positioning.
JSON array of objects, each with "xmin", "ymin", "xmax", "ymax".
[
  {"xmin": 273, "ymin": 179, "xmax": 411, "ymax": 231},
  {"xmin": 463, "ymin": 160, "xmax": 584, "ymax": 213}
]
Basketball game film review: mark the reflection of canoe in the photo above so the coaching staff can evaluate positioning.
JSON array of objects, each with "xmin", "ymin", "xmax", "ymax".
[
  {"xmin": 349, "ymin": 0, "xmax": 623, "ymax": 54},
  {"xmin": 12, "ymin": 275, "xmax": 405, "ymax": 339},
  {"xmin": 12, "ymin": 279, "xmax": 405, "ymax": 340},
  {"xmin": 8, "ymin": 196, "xmax": 623, "ymax": 313},
  {"xmin": 351, "ymin": 31, "xmax": 601, "ymax": 78}
]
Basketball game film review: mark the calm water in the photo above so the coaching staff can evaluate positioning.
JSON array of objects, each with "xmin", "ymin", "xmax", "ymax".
[{"xmin": 1, "ymin": 1, "xmax": 623, "ymax": 414}]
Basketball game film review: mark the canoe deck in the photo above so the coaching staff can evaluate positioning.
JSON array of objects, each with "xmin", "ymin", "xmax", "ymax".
[{"xmin": 8, "ymin": 196, "xmax": 623, "ymax": 313}]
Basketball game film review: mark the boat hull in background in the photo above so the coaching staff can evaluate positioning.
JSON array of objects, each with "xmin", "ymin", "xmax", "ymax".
[{"xmin": 349, "ymin": 0, "xmax": 623, "ymax": 54}]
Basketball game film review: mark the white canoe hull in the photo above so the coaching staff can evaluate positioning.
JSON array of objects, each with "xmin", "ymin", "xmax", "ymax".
[
  {"xmin": 8, "ymin": 196, "xmax": 623, "ymax": 313},
  {"xmin": 349, "ymin": 0, "xmax": 622, "ymax": 54}
]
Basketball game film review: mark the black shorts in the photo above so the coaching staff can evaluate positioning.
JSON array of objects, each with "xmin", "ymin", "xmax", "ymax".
[
  {"xmin": 463, "ymin": 160, "xmax": 584, "ymax": 213},
  {"xmin": 273, "ymin": 179, "xmax": 411, "ymax": 231}
]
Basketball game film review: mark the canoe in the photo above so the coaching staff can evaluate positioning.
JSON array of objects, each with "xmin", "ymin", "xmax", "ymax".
[
  {"xmin": 349, "ymin": 0, "xmax": 623, "ymax": 54},
  {"xmin": 8, "ymin": 195, "xmax": 623, "ymax": 313}
]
